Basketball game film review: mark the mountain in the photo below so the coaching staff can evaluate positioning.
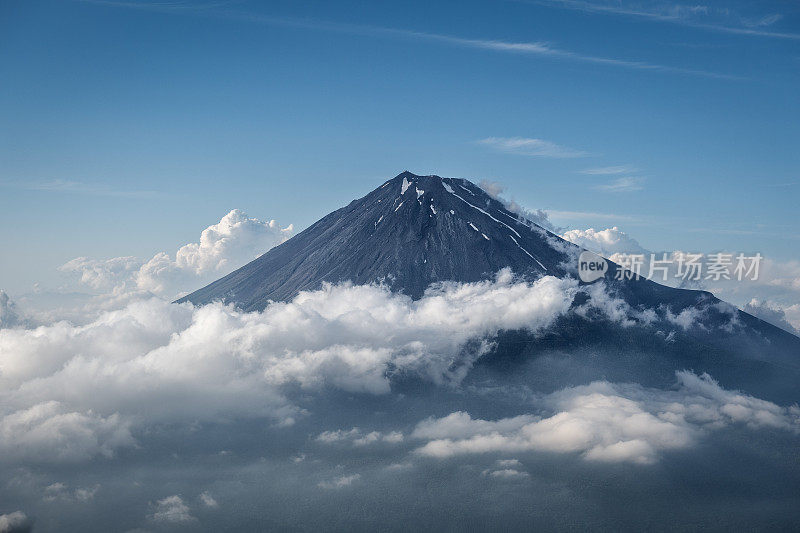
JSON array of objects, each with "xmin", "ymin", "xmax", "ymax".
[
  {"xmin": 180, "ymin": 171, "xmax": 561, "ymax": 308},
  {"xmin": 180, "ymin": 171, "xmax": 692, "ymax": 309},
  {"xmin": 178, "ymin": 171, "xmax": 800, "ymax": 402}
]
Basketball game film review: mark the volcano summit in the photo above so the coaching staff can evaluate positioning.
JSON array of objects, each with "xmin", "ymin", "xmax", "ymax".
[{"xmin": 180, "ymin": 171, "xmax": 564, "ymax": 308}]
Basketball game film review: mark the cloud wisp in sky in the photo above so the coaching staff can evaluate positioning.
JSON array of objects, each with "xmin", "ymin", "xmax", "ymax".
[
  {"xmin": 401, "ymin": 28, "xmax": 741, "ymax": 79},
  {"xmin": 579, "ymin": 165, "xmax": 639, "ymax": 175},
  {"xmin": 593, "ymin": 176, "xmax": 645, "ymax": 192},
  {"xmin": 1, "ymin": 178, "xmax": 160, "ymax": 199},
  {"xmin": 477, "ymin": 137, "xmax": 589, "ymax": 158},
  {"xmin": 522, "ymin": 0, "xmax": 800, "ymax": 40},
  {"xmin": 80, "ymin": 1, "xmax": 742, "ymax": 80}
]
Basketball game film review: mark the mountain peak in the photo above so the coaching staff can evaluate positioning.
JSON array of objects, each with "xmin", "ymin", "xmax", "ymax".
[{"xmin": 179, "ymin": 171, "xmax": 562, "ymax": 310}]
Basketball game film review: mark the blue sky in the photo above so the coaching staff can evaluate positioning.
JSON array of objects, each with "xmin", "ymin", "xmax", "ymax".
[{"xmin": 1, "ymin": 0, "xmax": 798, "ymax": 294}]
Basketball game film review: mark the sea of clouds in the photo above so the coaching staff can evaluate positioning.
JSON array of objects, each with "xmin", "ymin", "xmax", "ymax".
[{"xmin": 2, "ymin": 208, "xmax": 799, "ymax": 532}]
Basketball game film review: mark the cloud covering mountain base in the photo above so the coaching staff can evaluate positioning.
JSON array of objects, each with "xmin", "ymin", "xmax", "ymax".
[{"xmin": 2, "ymin": 272, "xmax": 800, "ymax": 531}]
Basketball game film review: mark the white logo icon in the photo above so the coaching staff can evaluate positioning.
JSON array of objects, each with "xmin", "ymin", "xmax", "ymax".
[{"xmin": 578, "ymin": 251, "xmax": 608, "ymax": 283}]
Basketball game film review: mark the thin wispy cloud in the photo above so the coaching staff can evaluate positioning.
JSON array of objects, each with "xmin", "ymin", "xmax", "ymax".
[
  {"xmin": 411, "ymin": 31, "xmax": 740, "ymax": 79},
  {"xmin": 745, "ymin": 14, "xmax": 783, "ymax": 28},
  {"xmin": 3, "ymin": 179, "xmax": 160, "ymax": 199},
  {"xmin": 594, "ymin": 176, "xmax": 644, "ymax": 192},
  {"xmin": 478, "ymin": 137, "xmax": 589, "ymax": 158},
  {"xmin": 80, "ymin": 0, "xmax": 238, "ymax": 10},
  {"xmin": 579, "ymin": 165, "xmax": 638, "ymax": 175},
  {"xmin": 522, "ymin": 0, "xmax": 800, "ymax": 40},
  {"xmin": 79, "ymin": 1, "xmax": 740, "ymax": 80}
]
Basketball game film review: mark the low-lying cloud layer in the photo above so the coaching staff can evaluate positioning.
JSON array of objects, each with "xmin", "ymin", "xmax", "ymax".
[
  {"xmin": 412, "ymin": 371, "xmax": 800, "ymax": 464},
  {"xmin": 2, "ymin": 207, "xmax": 799, "ymax": 531},
  {"xmin": 0, "ymin": 272, "xmax": 580, "ymax": 463}
]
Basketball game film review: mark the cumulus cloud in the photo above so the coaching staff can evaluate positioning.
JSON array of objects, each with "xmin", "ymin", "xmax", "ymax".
[
  {"xmin": 0, "ymin": 512, "xmax": 31, "ymax": 533},
  {"xmin": 0, "ymin": 402, "xmax": 134, "ymax": 463},
  {"xmin": 58, "ymin": 256, "xmax": 142, "ymax": 293},
  {"xmin": 150, "ymin": 495, "xmax": 194, "ymax": 523},
  {"xmin": 43, "ymin": 482, "xmax": 99, "ymax": 502},
  {"xmin": 317, "ymin": 427, "xmax": 403, "ymax": 446},
  {"xmin": 0, "ymin": 291, "xmax": 23, "ymax": 329},
  {"xmin": 74, "ymin": 485, "xmax": 100, "ymax": 502},
  {"xmin": 59, "ymin": 209, "xmax": 293, "ymax": 299},
  {"xmin": 318, "ymin": 474, "xmax": 360, "ymax": 489},
  {"xmin": 412, "ymin": 371, "xmax": 800, "ymax": 464},
  {"xmin": 199, "ymin": 491, "xmax": 218, "ymax": 508},
  {"xmin": 482, "ymin": 468, "xmax": 529, "ymax": 479},
  {"xmin": 560, "ymin": 226, "xmax": 646, "ymax": 256},
  {"xmin": 0, "ymin": 273, "xmax": 579, "ymax": 463}
]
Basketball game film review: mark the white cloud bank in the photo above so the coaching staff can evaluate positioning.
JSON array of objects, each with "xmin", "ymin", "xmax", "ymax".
[
  {"xmin": 2, "ymin": 266, "xmax": 740, "ymax": 465},
  {"xmin": 412, "ymin": 371, "xmax": 800, "ymax": 464},
  {"xmin": 0, "ymin": 272, "xmax": 580, "ymax": 463},
  {"xmin": 59, "ymin": 209, "xmax": 293, "ymax": 299},
  {"xmin": 0, "ymin": 511, "xmax": 30, "ymax": 533}
]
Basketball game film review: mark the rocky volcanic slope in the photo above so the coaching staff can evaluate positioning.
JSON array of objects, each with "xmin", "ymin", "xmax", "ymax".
[{"xmin": 181, "ymin": 171, "xmax": 696, "ymax": 309}]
